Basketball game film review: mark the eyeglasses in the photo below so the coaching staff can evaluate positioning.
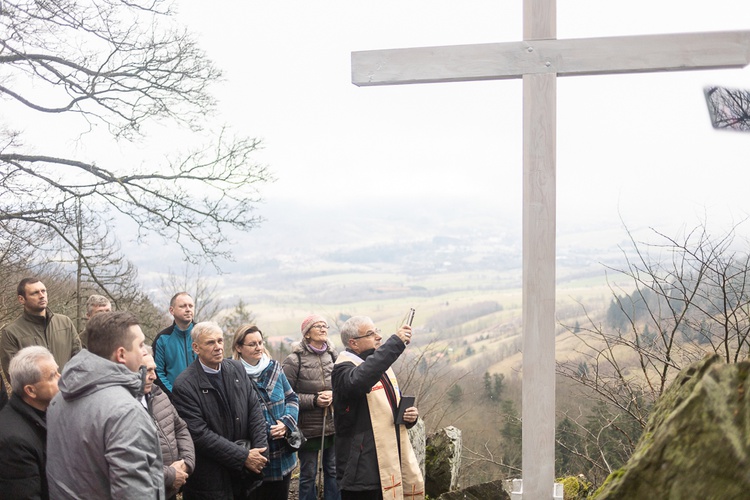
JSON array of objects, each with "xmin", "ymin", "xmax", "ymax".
[
  {"xmin": 311, "ymin": 323, "xmax": 329, "ymax": 330},
  {"xmin": 242, "ymin": 341, "xmax": 264, "ymax": 349},
  {"xmin": 352, "ymin": 328, "xmax": 380, "ymax": 340}
]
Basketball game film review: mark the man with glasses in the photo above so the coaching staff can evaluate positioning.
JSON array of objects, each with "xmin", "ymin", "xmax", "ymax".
[{"xmin": 331, "ymin": 316, "xmax": 424, "ymax": 500}]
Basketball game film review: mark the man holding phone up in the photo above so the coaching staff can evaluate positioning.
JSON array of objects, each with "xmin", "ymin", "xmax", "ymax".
[{"xmin": 331, "ymin": 316, "xmax": 424, "ymax": 500}]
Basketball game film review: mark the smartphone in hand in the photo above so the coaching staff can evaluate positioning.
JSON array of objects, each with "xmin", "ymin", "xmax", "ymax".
[{"xmin": 405, "ymin": 308, "xmax": 415, "ymax": 327}]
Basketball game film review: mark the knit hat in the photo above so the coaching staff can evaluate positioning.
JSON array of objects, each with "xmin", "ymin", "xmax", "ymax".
[{"xmin": 301, "ymin": 314, "xmax": 327, "ymax": 337}]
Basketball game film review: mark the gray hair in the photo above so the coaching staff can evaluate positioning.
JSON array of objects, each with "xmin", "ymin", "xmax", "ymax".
[
  {"xmin": 340, "ymin": 316, "xmax": 373, "ymax": 345},
  {"xmin": 143, "ymin": 345, "xmax": 153, "ymax": 356},
  {"xmin": 191, "ymin": 321, "xmax": 223, "ymax": 343},
  {"xmin": 9, "ymin": 346, "xmax": 54, "ymax": 394},
  {"xmin": 86, "ymin": 294, "xmax": 111, "ymax": 315}
]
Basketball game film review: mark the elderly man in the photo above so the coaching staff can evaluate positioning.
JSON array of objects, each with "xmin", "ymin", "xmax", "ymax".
[
  {"xmin": 1, "ymin": 278, "xmax": 80, "ymax": 380},
  {"xmin": 79, "ymin": 294, "xmax": 112, "ymax": 349},
  {"xmin": 143, "ymin": 347, "xmax": 195, "ymax": 499},
  {"xmin": 47, "ymin": 311, "xmax": 164, "ymax": 499},
  {"xmin": 0, "ymin": 346, "xmax": 60, "ymax": 499},
  {"xmin": 172, "ymin": 321, "xmax": 268, "ymax": 499},
  {"xmin": 331, "ymin": 316, "xmax": 424, "ymax": 500},
  {"xmin": 154, "ymin": 292, "xmax": 197, "ymax": 393}
]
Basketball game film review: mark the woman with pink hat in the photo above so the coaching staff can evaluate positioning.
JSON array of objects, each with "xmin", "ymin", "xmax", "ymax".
[{"xmin": 282, "ymin": 315, "xmax": 340, "ymax": 500}]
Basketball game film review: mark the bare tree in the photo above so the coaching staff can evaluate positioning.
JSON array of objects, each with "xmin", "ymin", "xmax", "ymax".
[
  {"xmin": 0, "ymin": 222, "xmax": 52, "ymax": 326},
  {"xmin": 394, "ymin": 340, "xmax": 473, "ymax": 431},
  {"xmin": 0, "ymin": 0, "xmax": 272, "ymax": 265},
  {"xmin": 219, "ymin": 299, "xmax": 257, "ymax": 335},
  {"xmin": 556, "ymin": 219, "xmax": 750, "ymax": 485},
  {"xmin": 44, "ymin": 198, "xmax": 147, "ymax": 330}
]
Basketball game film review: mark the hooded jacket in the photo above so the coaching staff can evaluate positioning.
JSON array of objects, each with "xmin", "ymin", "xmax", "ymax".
[{"xmin": 46, "ymin": 349, "xmax": 164, "ymax": 500}]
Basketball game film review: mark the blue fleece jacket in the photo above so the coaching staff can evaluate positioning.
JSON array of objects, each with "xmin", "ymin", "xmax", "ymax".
[{"xmin": 154, "ymin": 322, "xmax": 196, "ymax": 392}]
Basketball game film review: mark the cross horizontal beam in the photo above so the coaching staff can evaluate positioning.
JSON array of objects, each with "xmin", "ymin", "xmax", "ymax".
[{"xmin": 352, "ymin": 30, "xmax": 750, "ymax": 86}]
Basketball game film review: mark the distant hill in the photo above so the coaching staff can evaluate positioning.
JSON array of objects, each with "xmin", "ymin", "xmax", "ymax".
[{"xmin": 126, "ymin": 195, "xmax": 636, "ymax": 366}]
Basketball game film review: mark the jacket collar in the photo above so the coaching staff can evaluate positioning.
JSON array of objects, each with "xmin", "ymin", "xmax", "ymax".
[
  {"xmin": 345, "ymin": 347, "xmax": 376, "ymax": 360},
  {"xmin": 189, "ymin": 357, "xmax": 230, "ymax": 390},
  {"xmin": 9, "ymin": 393, "xmax": 47, "ymax": 431},
  {"xmin": 299, "ymin": 339, "xmax": 337, "ymax": 355},
  {"xmin": 172, "ymin": 321, "xmax": 195, "ymax": 336},
  {"xmin": 21, "ymin": 308, "xmax": 53, "ymax": 325}
]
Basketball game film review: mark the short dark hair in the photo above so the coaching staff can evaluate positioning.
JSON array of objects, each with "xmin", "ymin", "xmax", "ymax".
[
  {"xmin": 17, "ymin": 277, "xmax": 41, "ymax": 297},
  {"xmin": 87, "ymin": 311, "xmax": 141, "ymax": 359},
  {"xmin": 170, "ymin": 291, "xmax": 191, "ymax": 307}
]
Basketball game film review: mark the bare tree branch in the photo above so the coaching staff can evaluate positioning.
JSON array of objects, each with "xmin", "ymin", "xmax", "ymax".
[
  {"xmin": 556, "ymin": 218, "xmax": 750, "ymax": 488},
  {"xmin": 0, "ymin": 0, "xmax": 272, "ymax": 268}
]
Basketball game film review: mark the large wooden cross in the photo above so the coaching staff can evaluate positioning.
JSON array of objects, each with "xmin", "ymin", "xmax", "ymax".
[{"xmin": 351, "ymin": 1, "xmax": 750, "ymax": 498}]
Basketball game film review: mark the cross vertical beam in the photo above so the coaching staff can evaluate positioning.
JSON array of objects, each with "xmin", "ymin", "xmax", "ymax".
[{"xmin": 522, "ymin": 2, "xmax": 557, "ymax": 498}]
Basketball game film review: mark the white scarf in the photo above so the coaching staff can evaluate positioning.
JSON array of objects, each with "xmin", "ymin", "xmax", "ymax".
[{"xmin": 241, "ymin": 353, "xmax": 270, "ymax": 379}]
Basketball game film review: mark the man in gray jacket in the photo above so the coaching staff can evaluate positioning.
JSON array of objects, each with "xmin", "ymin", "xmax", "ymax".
[{"xmin": 46, "ymin": 311, "xmax": 164, "ymax": 499}]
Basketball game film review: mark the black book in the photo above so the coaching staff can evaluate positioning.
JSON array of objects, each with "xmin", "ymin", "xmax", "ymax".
[{"xmin": 395, "ymin": 395, "xmax": 415, "ymax": 424}]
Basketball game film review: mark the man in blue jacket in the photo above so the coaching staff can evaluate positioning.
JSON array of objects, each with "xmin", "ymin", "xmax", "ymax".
[{"xmin": 154, "ymin": 292, "xmax": 196, "ymax": 393}]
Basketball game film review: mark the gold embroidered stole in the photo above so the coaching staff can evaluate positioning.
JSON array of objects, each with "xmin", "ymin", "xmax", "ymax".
[{"xmin": 337, "ymin": 351, "xmax": 425, "ymax": 500}]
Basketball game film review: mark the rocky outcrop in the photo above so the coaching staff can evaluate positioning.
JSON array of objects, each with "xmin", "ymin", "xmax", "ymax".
[
  {"xmin": 436, "ymin": 479, "xmax": 510, "ymax": 500},
  {"xmin": 595, "ymin": 354, "xmax": 750, "ymax": 499},
  {"xmin": 425, "ymin": 426, "xmax": 462, "ymax": 497}
]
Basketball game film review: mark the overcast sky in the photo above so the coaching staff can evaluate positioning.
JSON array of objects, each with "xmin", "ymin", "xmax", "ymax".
[{"xmin": 168, "ymin": 0, "xmax": 750, "ymax": 246}]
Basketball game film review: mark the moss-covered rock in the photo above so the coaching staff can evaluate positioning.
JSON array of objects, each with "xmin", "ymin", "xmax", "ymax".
[
  {"xmin": 556, "ymin": 475, "xmax": 591, "ymax": 499},
  {"xmin": 425, "ymin": 426, "xmax": 462, "ymax": 498},
  {"xmin": 594, "ymin": 354, "xmax": 750, "ymax": 499}
]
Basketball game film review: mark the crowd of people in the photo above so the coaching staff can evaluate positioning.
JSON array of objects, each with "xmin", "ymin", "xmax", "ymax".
[{"xmin": 0, "ymin": 278, "xmax": 425, "ymax": 500}]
